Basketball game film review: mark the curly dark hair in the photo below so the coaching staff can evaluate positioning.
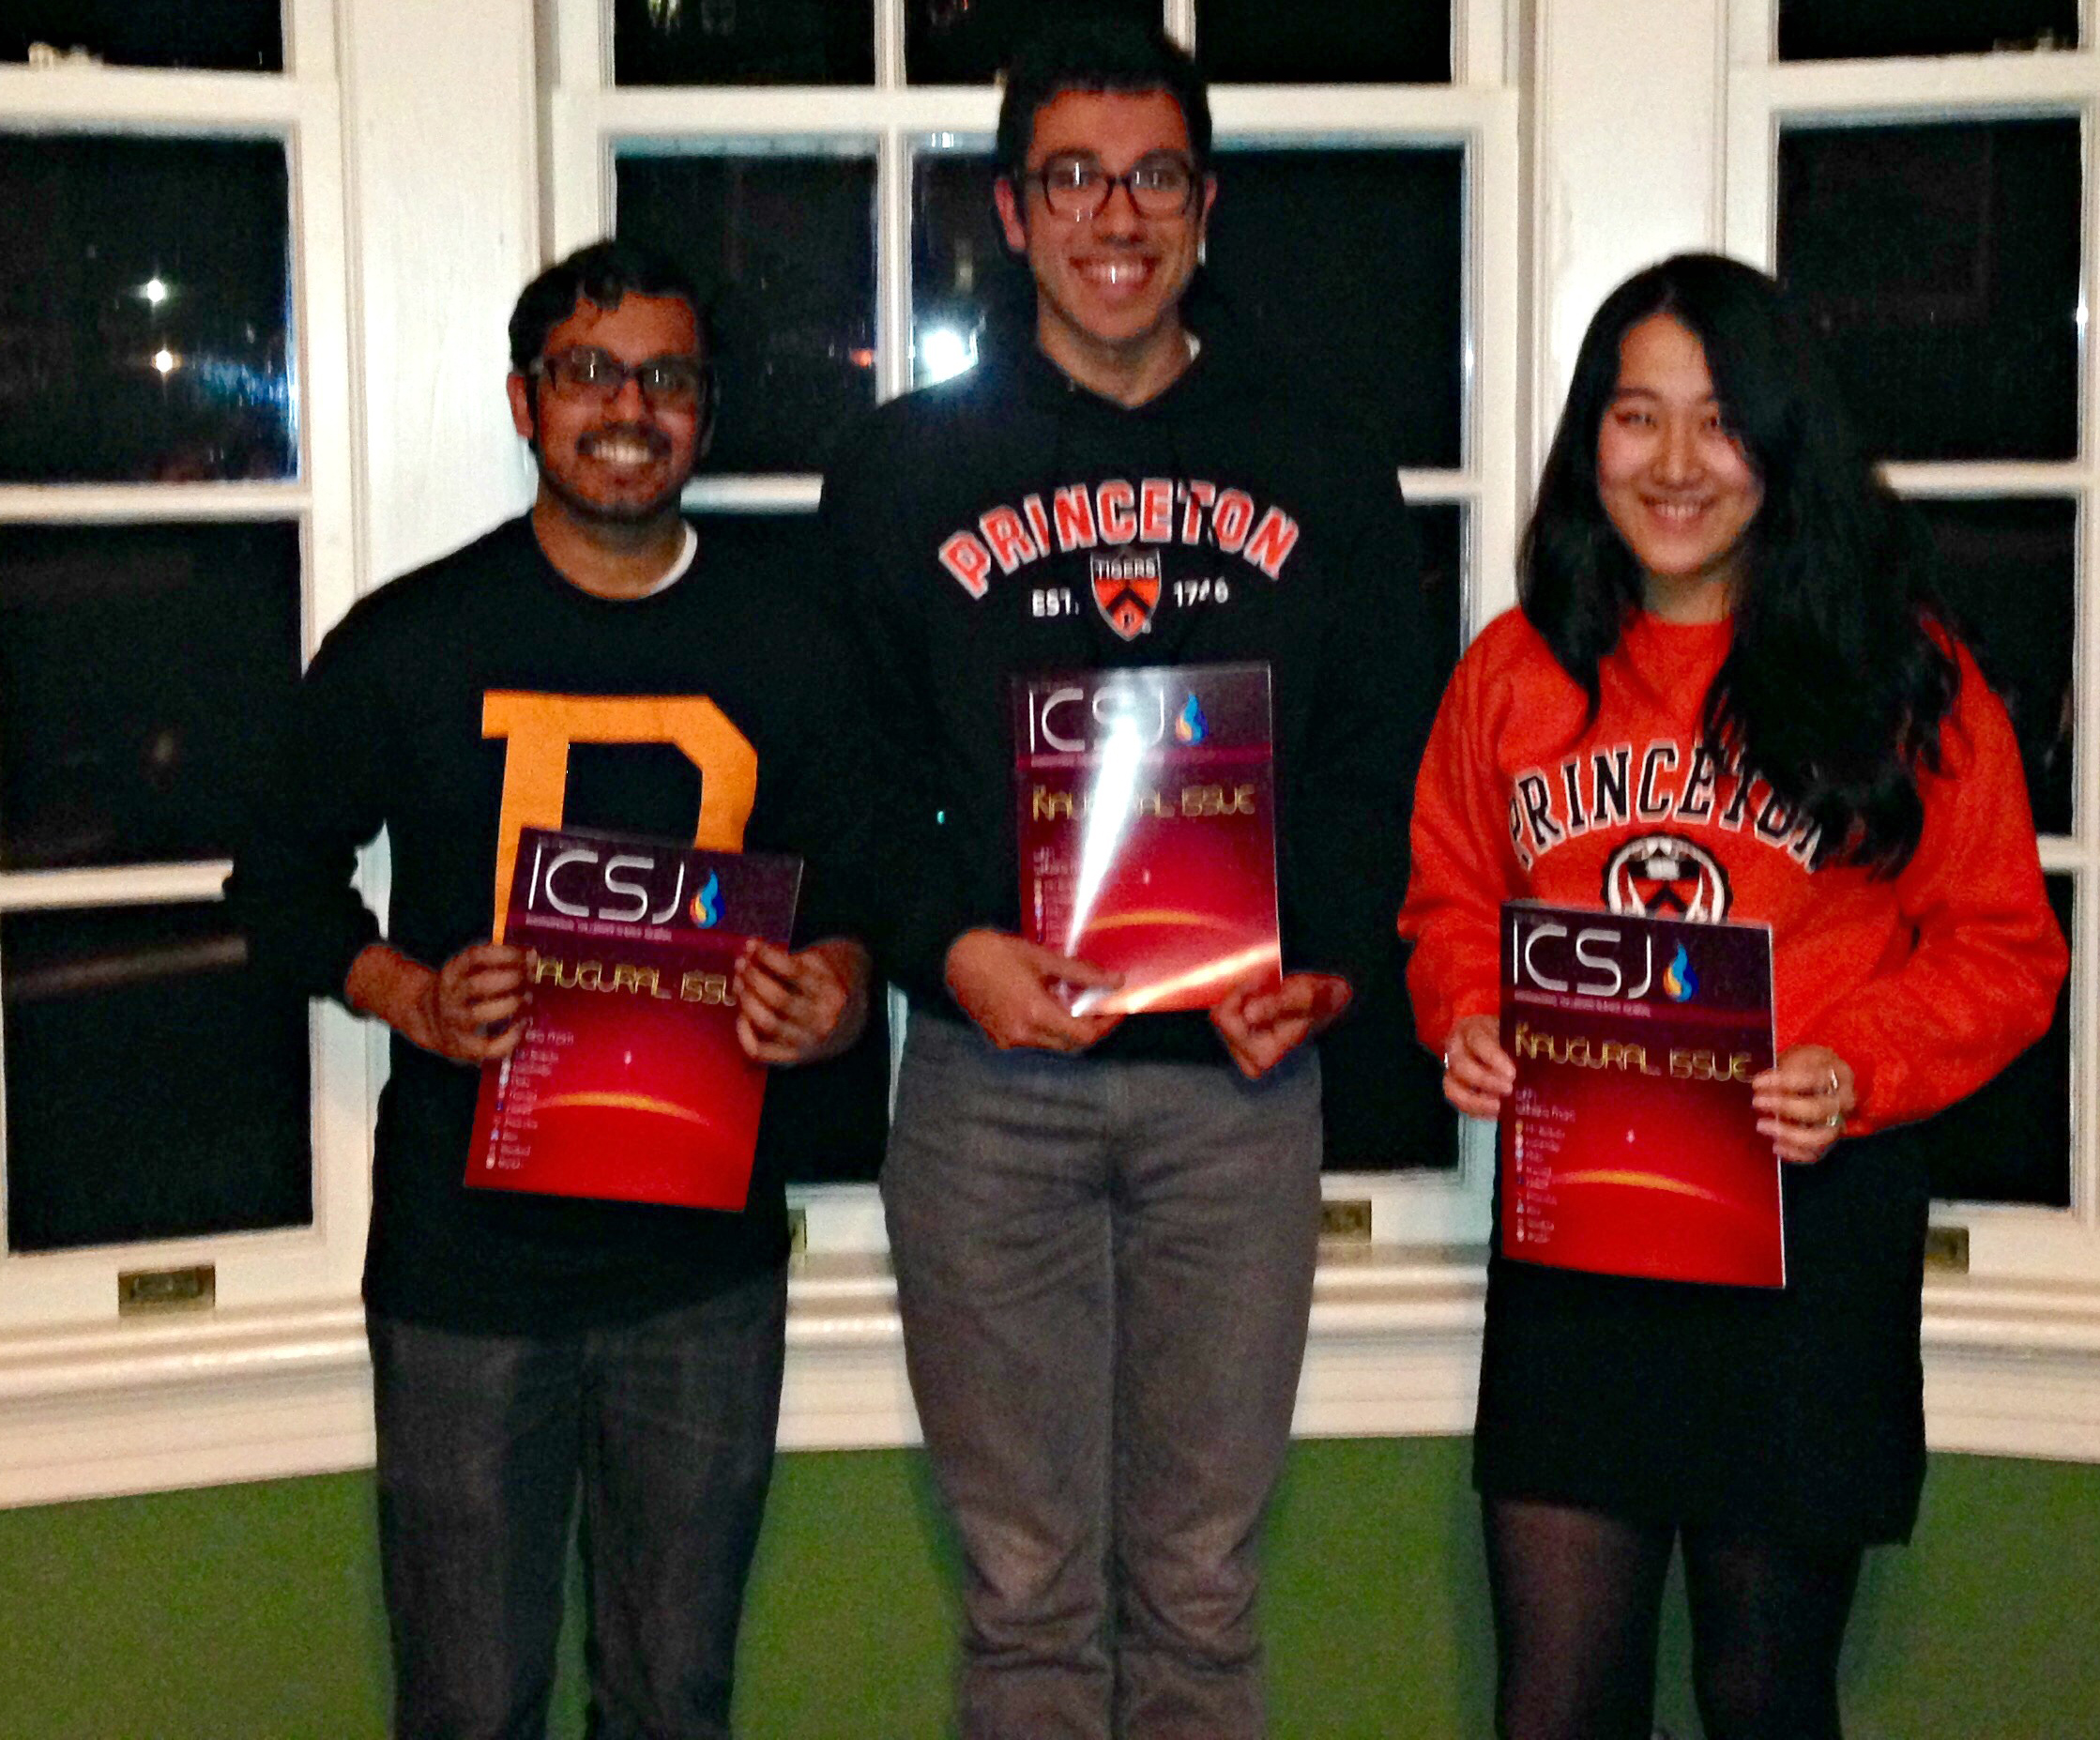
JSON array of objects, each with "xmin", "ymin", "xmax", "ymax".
[
  {"xmin": 507, "ymin": 239, "xmax": 708, "ymax": 375},
  {"xmin": 995, "ymin": 10, "xmax": 1210, "ymax": 176}
]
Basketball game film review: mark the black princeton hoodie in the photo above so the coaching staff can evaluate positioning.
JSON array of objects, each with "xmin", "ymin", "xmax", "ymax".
[{"xmin": 822, "ymin": 335, "xmax": 1441, "ymax": 1065}]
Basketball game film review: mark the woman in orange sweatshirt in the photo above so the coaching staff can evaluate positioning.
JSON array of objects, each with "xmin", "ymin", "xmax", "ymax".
[{"xmin": 1399, "ymin": 254, "xmax": 2065, "ymax": 1740}]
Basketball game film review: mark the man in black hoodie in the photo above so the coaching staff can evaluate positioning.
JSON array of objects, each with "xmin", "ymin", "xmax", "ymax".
[{"xmin": 824, "ymin": 18, "xmax": 1438, "ymax": 1737}]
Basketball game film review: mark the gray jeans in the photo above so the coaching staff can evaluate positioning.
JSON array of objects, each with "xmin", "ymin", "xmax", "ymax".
[
  {"xmin": 885, "ymin": 1015, "xmax": 1324, "ymax": 1740},
  {"xmin": 367, "ymin": 1269, "xmax": 786, "ymax": 1740}
]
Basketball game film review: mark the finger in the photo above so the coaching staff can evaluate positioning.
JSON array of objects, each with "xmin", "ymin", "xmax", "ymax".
[
  {"xmin": 740, "ymin": 939, "xmax": 797, "ymax": 977},
  {"xmin": 458, "ymin": 992, "xmax": 527, "ymax": 1030},
  {"xmin": 1758, "ymin": 1118, "xmax": 1837, "ymax": 1162},
  {"xmin": 1453, "ymin": 1030, "xmax": 1517, "ymax": 1081},
  {"xmin": 456, "ymin": 970, "xmax": 527, "ymax": 1009},
  {"xmin": 1750, "ymin": 1091, "xmax": 1831, "ymax": 1126},
  {"xmin": 1450, "ymin": 1050, "xmax": 1514, "ymax": 1095},
  {"xmin": 733, "ymin": 963, "xmax": 804, "ymax": 1023},
  {"xmin": 736, "ymin": 1011, "xmax": 803, "ymax": 1063},
  {"xmin": 1030, "ymin": 1007, "xmax": 1119, "ymax": 1050},
  {"xmin": 1445, "ymin": 1080, "xmax": 1506, "ymax": 1119},
  {"xmin": 1016, "ymin": 941, "xmax": 1123, "ymax": 988}
]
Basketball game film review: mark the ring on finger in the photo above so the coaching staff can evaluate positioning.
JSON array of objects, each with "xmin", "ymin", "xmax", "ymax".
[
  {"xmin": 1824, "ymin": 1064, "xmax": 1840, "ymax": 1096},
  {"xmin": 1824, "ymin": 1109, "xmax": 1843, "ymax": 1131}
]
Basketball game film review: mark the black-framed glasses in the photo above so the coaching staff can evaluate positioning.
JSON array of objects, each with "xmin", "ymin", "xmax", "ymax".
[
  {"xmin": 1027, "ymin": 150, "xmax": 1200, "ymax": 221},
  {"xmin": 529, "ymin": 346, "xmax": 708, "ymax": 410}
]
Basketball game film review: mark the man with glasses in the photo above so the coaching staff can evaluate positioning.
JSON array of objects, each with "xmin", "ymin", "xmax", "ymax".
[
  {"xmin": 231, "ymin": 239, "xmax": 876, "ymax": 1739},
  {"xmin": 824, "ymin": 16, "xmax": 1437, "ymax": 1737}
]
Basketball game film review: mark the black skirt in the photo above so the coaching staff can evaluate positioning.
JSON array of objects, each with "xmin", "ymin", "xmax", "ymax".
[{"xmin": 1473, "ymin": 1125, "xmax": 1931, "ymax": 1546}]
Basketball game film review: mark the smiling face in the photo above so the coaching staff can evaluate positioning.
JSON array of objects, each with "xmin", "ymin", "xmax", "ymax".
[
  {"xmin": 506, "ymin": 290, "xmax": 705, "ymax": 530},
  {"xmin": 1595, "ymin": 311, "xmax": 1765, "ymax": 621},
  {"xmin": 994, "ymin": 87, "xmax": 1216, "ymax": 399}
]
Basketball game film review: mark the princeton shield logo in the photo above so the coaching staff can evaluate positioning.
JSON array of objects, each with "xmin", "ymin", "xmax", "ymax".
[{"xmin": 1091, "ymin": 551, "xmax": 1162, "ymax": 639}]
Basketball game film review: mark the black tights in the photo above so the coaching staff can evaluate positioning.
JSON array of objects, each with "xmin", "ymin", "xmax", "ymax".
[{"xmin": 1484, "ymin": 1497, "xmax": 1863, "ymax": 1740}]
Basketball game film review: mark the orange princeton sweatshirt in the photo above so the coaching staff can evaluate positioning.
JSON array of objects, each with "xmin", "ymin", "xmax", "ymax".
[{"xmin": 1398, "ymin": 608, "xmax": 2066, "ymax": 1133}]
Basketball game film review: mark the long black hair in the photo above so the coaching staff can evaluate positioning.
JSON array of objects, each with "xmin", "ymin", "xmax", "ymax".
[{"xmin": 1522, "ymin": 252, "xmax": 1957, "ymax": 874}]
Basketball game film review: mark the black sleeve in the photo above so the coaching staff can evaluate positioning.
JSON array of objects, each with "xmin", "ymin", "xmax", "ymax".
[
  {"xmin": 818, "ymin": 422, "xmax": 1000, "ymax": 1005},
  {"xmin": 758, "ymin": 557, "xmax": 889, "ymax": 954},
  {"xmin": 222, "ymin": 607, "xmax": 391, "ymax": 1004}
]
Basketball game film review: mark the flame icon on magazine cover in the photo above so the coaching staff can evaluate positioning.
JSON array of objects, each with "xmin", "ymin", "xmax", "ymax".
[
  {"xmin": 1175, "ymin": 693, "xmax": 1207, "ymax": 744},
  {"xmin": 1663, "ymin": 942, "xmax": 1697, "ymax": 1002},
  {"xmin": 691, "ymin": 870, "xmax": 722, "ymax": 929}
]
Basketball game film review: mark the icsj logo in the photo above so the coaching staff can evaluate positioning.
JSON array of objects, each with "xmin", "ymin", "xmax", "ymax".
[
  {"xmin": 1091, "ymin": 550, "xmax": 1161, "ymax": 640},
  {"xmin": 1174, "ymin": 693, "xmax": 1207, "ymax": 744},
  {"xmin": 1603, "ymin": 833, "xmax": 1731, "ymax": 923},
  {"xmin": 1662, "ymin": 943, "xmax": 1697, "ymax": 1001},
  {"xmin": 690, "ymin": 870, "xmax": 722, "ymax": 928}
]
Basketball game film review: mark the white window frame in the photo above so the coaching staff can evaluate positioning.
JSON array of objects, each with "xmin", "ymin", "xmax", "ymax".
[
  {"xmin": 8, "ymin": 0, "xmax": 2100, "ymax": 1509},
  {"xmin": 0, "ymin": 0, "xmax": 368, "ymax": 1330},
  {"xmin": 1724, "ymin": 5, "xmax": 2100, "ymax": 1305},
  {"xmin": 0, "ymin": 0, "xmax": 546, "ymax": 1506}
]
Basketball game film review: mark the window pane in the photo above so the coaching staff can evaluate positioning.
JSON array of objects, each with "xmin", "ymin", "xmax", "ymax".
[
  {"xmin": 617, "ymin": 151, "xmax": 875, "ymax": 474},
  {"xmin": 1779, "ymin": 0, "xmax": 2076, "ymax": 61},
  {"xmin": 1777, "ymin": 119, "xmax": 2080, "ymax": 462},
  {"xmin": 1204, "ymin": 146, "xmax": 1463, "ymax": 468},
  {"xmin": 1321, "ymin": 501, "xmax": 1462, "ymax": 1174},
  {"xmin": 906, "ymin": 0, "xmax": 1159, "ymax": 84},
  {"xmin": 1913, "ymin": 496, "xmax": 2076, "ymax": 835},
  {"xmin": 4, "ymin": 903, "xmax": 312, "ymax": 1252},
  {"xmin": 1, "ymin": 1, "xmax": 282, "ymax": 73},
  {"xmin": 1196, "ymin": 0, "xmax": 1450, "ymax": 83},
  {"xmin": 0, "ymin": 522, "xmax": 302, "ymax": 872},
  {"xmin": 1917, "ymin": 875, "xmax": 2072, "ymax": 1207},
  {"xmin": 910, "ymin": 145, "xmax": 1466, "ymax": 466},
  {"xmin": 911, "ymin": 149, "xmax": 1000, "ymax": 389},
  {"xmin": 0, "ymin": 135, "xmax": 295, "ymax": 482},
  {"xmin": 613, "ymin": 0, "xmax": 872, "ymax": 84}
]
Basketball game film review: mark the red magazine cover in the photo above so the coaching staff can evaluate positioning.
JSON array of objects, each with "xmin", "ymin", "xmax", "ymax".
[
  {"xmin": 1012, "ymin": 664, "xmax": 1280, "ymax": 1015},
  {"xmin": 1499, "ymin": 900, "xmax": 1783, "ymax": 1288},
  {"xmin": 465, "ymin": 826, "xmax": 800, "ymax": 1211}
]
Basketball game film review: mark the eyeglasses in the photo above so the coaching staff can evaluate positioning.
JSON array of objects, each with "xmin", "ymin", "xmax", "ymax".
[
  {"xmin": 1027, "ymin": 151, "xmax": 1200, "ymax": 222},
  {"xmin": 529, "ymin": 346, "xmax": 708, "ymax": 410}
]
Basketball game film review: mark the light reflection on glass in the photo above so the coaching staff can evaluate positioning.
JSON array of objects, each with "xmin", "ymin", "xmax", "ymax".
[
  {"xmin": 1063, "ymin": 715, "xmax": 1146, "ymax": 1014},
  {"xmin": 916, "ymin": 323, "xmax": 978, "ymax": 385},
  {"xmin": 0, "ymin": 134, "xmax": 295, "ymax": 481}
]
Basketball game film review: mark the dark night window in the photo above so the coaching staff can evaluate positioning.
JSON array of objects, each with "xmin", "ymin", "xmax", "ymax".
[
  {"xmin": 0, "ymin": 522, "xmax": 303, "ymax": 872},
  {"xmin": 906, "ymin": 0, "xmax": 1157, "ymax": 84},
  {"xmin": 0, "ymin": 135, "xmax": 296, "ymax": 482},
  {"xmin": 1913, "ymin": 875, "xmax": 2074, "ymax": 1208},
  {"xmin": 910, "ymin": 145, "xmax": 1465, "ymax": 470},
  {"xmin": 1, "ymin": 1, "xmax": 282, "ymax": 73},
  {"xmin": 1196, "ymin": 0, "xmax": 1451, "ymax": 84},
  {"xmin": 1321, "ymin": 501, "xmax": 1463, "ymax": 1174},
  {"xmin": 1913, "ymin": 497, "xmax": 2076, "ymax": 837},
  {"xmin": 1778, "ymin": 0, "xmax": 2077, "ymax": 62},
  {"xmin": 617, "ymin": 150, "xmax": 877, "ymax": 474},
  {"xmin": 613, "ymin": 0, "xmax": 874, "ymax": 84},
  {"xmin": 1205, "ymin": 146, "xmax": 1465, "ymax": 470},
  {"xmin": 5, "ymin": 902, "xmax": 312, "ymax": 1253},
  {"xmin": 1777, "ymin": 118, "xmax": 2080, "ymax": 463}
]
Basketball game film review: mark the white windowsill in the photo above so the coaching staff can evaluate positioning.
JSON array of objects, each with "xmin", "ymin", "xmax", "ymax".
[{"xmin": 2, "ymin": 1251, "xmax": 2098, "ymax": 1508}]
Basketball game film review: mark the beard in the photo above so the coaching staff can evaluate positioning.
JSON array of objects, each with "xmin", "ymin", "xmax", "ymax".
[{"xmin": 529, "ymin": 419, "xmax": 689, "ymax": 527}]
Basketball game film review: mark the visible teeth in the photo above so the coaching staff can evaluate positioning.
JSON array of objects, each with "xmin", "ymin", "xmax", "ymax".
[
  {"xmin": 589, "ymin": 437, "xmax": 654, "ymax": 466},
  {"xmin": 1085, "ymin": 259, "xmax": 1149, "ymax": 286}
]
